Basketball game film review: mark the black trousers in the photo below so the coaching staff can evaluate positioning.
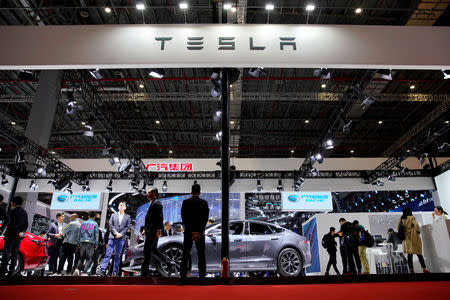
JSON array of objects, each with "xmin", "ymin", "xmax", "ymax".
[
  {"xmin": 48, "ymin": 241, "xmax": 62, "ymax": 273},
  {"xmin": 349, "ymin": 245, "xmax": 362, "ymax": 273},
  {"xmin": 57, "ymin": 243, "xmax": 77, "ymax": 274},
  {"xmin": 407, "ymin": 254, "xmax": 426, "ymax": 269},
  {"xmin": 180, "ymin": 232, "xmax": 206, "ymax": 279},
  {"xmin": 339, "ymin": 244, "xmax": 348, "ymax": 273},
  {"xmin": 141, "ymin": 232, "xmax": 165, "ymax": 276},
  {"xmin": 76, "ymin": 242, "xmax": 95, "ymax": 273},
  {"xmin": 326, "ymin": 249, "xmax": 340, "ymax": 274},
  {"xmin": 0, "ymin": 237, "xmax": 22, "ymax": 275}
]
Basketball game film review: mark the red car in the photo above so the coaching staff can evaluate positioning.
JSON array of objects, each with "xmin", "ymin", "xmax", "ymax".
[{"xmin": 0, "ymin": 231, "xmax": 49, "ymax": 276}]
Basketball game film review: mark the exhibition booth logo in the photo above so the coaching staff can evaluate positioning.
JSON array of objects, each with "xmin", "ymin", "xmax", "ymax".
[
  {"xmin": 146, "ymin": 163, "xmax": 193, "ymax": 172},
  {"xmin": 287, "ymin": 195, "xmax": 299, "ymax": 202},
  {"xmin": 57, "ymin": 194, "xmax": 69, "ymax": 202}
]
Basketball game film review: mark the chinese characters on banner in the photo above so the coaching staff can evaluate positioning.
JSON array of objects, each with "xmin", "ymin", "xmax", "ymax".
[{"xmin": 146, "ymin": 163, "xmax": 193, "ymax": 172}]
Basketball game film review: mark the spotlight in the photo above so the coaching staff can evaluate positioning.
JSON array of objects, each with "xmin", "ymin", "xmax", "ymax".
[
  {"xmin": 387, "ymin": 173, "xmax": 396, "ymax": 182},
  {"xmin": 265, "ymin": 4, "xmax": 274, "ymax": 10},
  {"xmin": 136, "ymin": 3, "xmax": 145, "ymax": 10},
  {"xmin": 311, "ymin": 153, "xmax": 323, "ymax": 164},
  {"xmin": 130, "ymin": 176, "xmax": 140, "ymax": 191},
  {"xmin": 310, "ymin": 168, "xmax": 319, "ymax": 177},
  {"xmin": 419, "ymin": 153, "xmax": 428, "ymax": 165},
  {"xmin": 82, "ymin": 180, "xmax": 90, "ymax": 192},
  {"xmin": 18, "ymin": 70, "xmax": 33, "ymax": 80},
  {"xmin": 361, "ymin": 96, "xmax": 375, "ymax": 110},
  {"xmin": 438, "ymin": 142, "xmax": 450, "ymax": 152},
  {"xmin": 248, "ymin": 68, "xmax": 267, "ymax": 78},
  {"xmin": 215, "ymin": 110, "xmax": 222, "ymax": 120},
  {"xmin": 409, "ymin": 84, "xmax": 415, "ymax": 90},
  {"xmin": 231, "ymin": 6, "xmax": 236, "ymax": 12},
  {"xmin": 149, "ymin": 69, "xmax": 164, "ymax": 78},
  {"xmin": 106, "ymin": 179, "xmax": 113, "ymax": 192},
  {"xmin": 277, "ymin": 179, "xmax": 284, "ymax": 191},
  {"xmin": 322, "ymin": 139, "xmax": 334, "ymax": 149},
  {"xmin": 1, "ymin": 174, "xmax": 9, "ymax": 185},
  {"xmin": 376, "ymin": 69, "xmax": 392, "ymax": 81},
  {"xmin": 89, "ymin": 69, "xmax": 103, "ymax": 80},
  {"xmin": 118, "ymin": 161, "xmax": 133, "ymax": 175},
  {"xmin": 443, "ymin": 69, "xmax": 450, "ymax": 80},
  {"xmin": 256, "ymin": 180, "xmax": 263, "ymax": 192},
  {"xmin": 35, "ymin": 165, "xmax": 47, "ymax": 177},
  {"xmin": 306, "ymin": 4, "xmax": 315, "ymax": 11},
  {"xmin": 179, "ymin": 2, "xmax": 188, "ymax": 9},
  {"xmin": 105, "ymin": 7, "xmax": 112, "ymax": 13},
  {"xmin": 29, "ymin": 180, "xmax": 38, "ymax": 191},
  {"xmin": 223, "ymin": 3, "xmax": 232, "ymax": 10},
  {"xmin": 109, "ymin": 157, "xmax": 121, "ymax": 166},
  {"xmin": 64, "ymin": 182, "xmax": 73, "ymax": 194},
  {"xmin": 216, "ymin": 131, "xmax": 223, "ymax": 141},
  {"xmin": 313, "ymin": 68, "xmax": 330, "ymax": 80},
  {"xmin": 83, "ymin": 125, "xmax": 94, "ymax": 137},
  {"xmin": 342, "ymin": 120, "xmax": 352, "ymax": 134},
  {"xmin": 376, "ymin": 179, "xmax": 384, "ymax": 186},
  {"xmin": 162, "ymin": 180, "xmax": 168, "ymax": 192},
  {"xmin": 355, "ymin": 7, "xmax": 362, "ymax": 14}
]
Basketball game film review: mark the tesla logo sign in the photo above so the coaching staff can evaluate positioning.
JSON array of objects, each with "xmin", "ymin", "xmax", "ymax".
[{"xmin": 146, "ymin": 163, "xmax": 193, "ymax": 172}]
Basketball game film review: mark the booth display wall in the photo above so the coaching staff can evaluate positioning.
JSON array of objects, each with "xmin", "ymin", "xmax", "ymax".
[
  {"xmin": 0, "ymin": 173, "xmax": 15, "ymax": 204},
  {"xmin": 435, "ymin": 170, "xmax": 450, "ymax": 213}
]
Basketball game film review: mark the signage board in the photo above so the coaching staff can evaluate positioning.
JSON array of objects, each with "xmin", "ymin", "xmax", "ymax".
[
  {"xmin": 146, "ymin": 162, "xmax": 193, "ymax": 172},
  {"xmin": 50, "ymin": 192, "xmax": 102, "ymax": 211},
  {"xmin": 281, "ymin": 191, "xmax": 332, "ymax": 212}
]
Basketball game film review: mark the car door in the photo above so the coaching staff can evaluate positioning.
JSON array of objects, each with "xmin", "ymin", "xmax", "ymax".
[
  {"xmin": 205, "ymin": 221, "xmax": 247, "ymax": 271},
  {"xmin": 245, "ymin": 221, "xmax": 283, "ymax": 269}
]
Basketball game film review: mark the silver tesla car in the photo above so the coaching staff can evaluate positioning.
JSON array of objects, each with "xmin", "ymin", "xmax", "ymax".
[{"xmin": 123, "ymin": 220, "xmax": 311, "ymax": 277}]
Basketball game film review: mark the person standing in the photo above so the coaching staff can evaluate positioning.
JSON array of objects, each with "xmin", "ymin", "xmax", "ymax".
[
  {"xmin": 432, "ymin": 206, "xmax": 449, "ymax": 222},
  {"xmin": 141, "ymin": 188, "xmax": 166, "ymax": 276},
  {"xmin": 100, "ymin": 202, "xmax": 131, "ymax": 276},
  {"xmin": 57, "ymin": 213, "xmax": 80, "ymax": 275},
  {"xmin": 0, "ymin": 195, "xmax": 9, "ymax": 233},
  {"xmin": 323, "ymin": 227, "xmax": 340, "ymax": 275},
  {"xmin": 353, "ymin": 220, "xmax": 369, "ymax": 274},
  {"xmin": 180, "ymin": 184, "xmax": 209, "ymax": 283},
  {"xmin": 162, "ymin": 222, "xmax": 172, "ymax": 237},
  {"xmin": 73, "ymin": 212, "xmax": 99, "ymax": 276},
  {"xmin": 398, "ymin": 207, "xmax": 430, "ymax": 273},
  {"xmin": 387, "ymin": 228, "xmax": 402, "ymax": 250},
  {"xmin": 338, "ymin": 218, "xmax": 360, "ymax": 275},
  {"xmin": 0, "ymin": 196, "xmax": 28, "ymax": 276},
  {"xmin": 46, "ymin": 212, "xmax": 66, "ymax": 275}
]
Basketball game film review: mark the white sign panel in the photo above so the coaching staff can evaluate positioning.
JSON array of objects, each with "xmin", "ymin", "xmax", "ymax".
[
  {"xmin": 1, "ymin": 25, "xmax": 449, "ymax": 70},
  {"xmin": 281, "ymin": 191, "xmax": 332, "ymax": 212},
  {"xmin": 51, "ymin": 192, "xmax": 102, "ymax": 211}
]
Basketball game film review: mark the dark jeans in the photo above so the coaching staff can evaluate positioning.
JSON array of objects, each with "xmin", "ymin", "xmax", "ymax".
[
  {"xmin": 349, "ymin": 245, "xmax": 361, "ymax": 273},
  {"xmin": 57, "ymin": 243, "xmax": 77, "ymax": 274},
  {"xmin": 48, "ymin": 241, "xmax": 62, "ymax": 273},
  {"xmin": 342, "ymin": 242, "xmax": 361, "ymax": 274},
  {"xmin": 76, "ymin": 242, "xmax": 95, "ymax": 273},
  {"xmin": 0, "ymin": 237, "xmax": 22, "ymax": 275},
  {"xmin": 326, "ymin": 249, "xmax": 340, "ymax": 274},
  {"xmin": 339, "ymin": 244, "xmax": 348, "ymax": 273},
  {"xmin": 407, "ymin": 254, "xmax": 426, "ymax": 269},
  {"xmin": 101, "ymin": 238, "xmax": 125, "ymax": 274},
  {"xmin": 141, "ymin": 233, "xmax": 165, "ymax": 276},
  {"xmin": 180, "ymin": 232, "xmax": 206, "ymax": 279}
]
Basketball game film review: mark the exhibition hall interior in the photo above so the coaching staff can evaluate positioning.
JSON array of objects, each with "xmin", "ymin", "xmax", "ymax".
[{"xmin": 0, "ymin": 1, "xmax": 449, "ymax": 299}]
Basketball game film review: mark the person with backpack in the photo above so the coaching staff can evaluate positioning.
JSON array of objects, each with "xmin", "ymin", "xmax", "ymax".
[
  {"xmin": 353, "ymin": 220, "xmax": 371, "ymax": 274},
  {"xmin": 322, "ymin": 227, "xmax": 340, "ymax": 275},
  {"xmin": 397, "ymin": 207, "xmax": 430, "ymax": 274},
  {"xmin": 338, "ymin": 218, "xmax": 361, "ymax": 275}
]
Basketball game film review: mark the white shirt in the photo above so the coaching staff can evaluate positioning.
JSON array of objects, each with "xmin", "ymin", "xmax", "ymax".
[
  {"xmin": 118, "ymin": 212, "xmax": 124, "ymax": 226},
  {"xmin": 58, "ymin": 222, "xmax": 63, "ymax": 234}
]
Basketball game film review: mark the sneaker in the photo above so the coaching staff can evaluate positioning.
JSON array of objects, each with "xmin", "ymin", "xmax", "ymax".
[
  {"xmin": 72, "ymin": 269, "xmax": 80, "ymax": 276},
  {"xmin": 81, "ymin": 273, "xmax": 89, "ymax": 276}
]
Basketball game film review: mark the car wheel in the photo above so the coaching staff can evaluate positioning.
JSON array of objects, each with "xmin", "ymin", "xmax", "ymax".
[
  {"xmin": 277, "ymin": 247, "xmax": 303, "ymax": 277},
  {"xmin": 158, "ymin": 244, "xmax": 185, "ymax": 277}
]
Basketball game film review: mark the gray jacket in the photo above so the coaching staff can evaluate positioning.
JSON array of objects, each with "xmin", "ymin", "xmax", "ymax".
[
  {"xmin": 62, "ymin": 219, "xmax": 81, "ymax": 245},
  {"xmin": 79, "ymin": 218, "xmax": 99, "ymax": 246},
  {"xmin": 108, "ymin": 212, "xmax": 131, "ymax": 241}
]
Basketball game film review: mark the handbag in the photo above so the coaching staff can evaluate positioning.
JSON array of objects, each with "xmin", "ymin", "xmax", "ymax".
[{"xmin": 397, "ymin": 220, "xmax": 406, "ymax": 241}]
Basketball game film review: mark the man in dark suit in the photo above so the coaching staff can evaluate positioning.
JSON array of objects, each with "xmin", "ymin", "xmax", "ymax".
[
  {"xmin": 100, "ymin": 201, "xmax": 131, "ymax": 276},
  {"xmin": 0, "ymin": 194, "xmax": 9, "ymax": 233},
  {"xmin": 141, "ymin": 188, "xmax": 166, "ymax": 276},
  {"xmin": 46, "ymin": 212, "xmax": 66, "ymax": 275},
  {"xmin": 0, "ymin": 196, "xmax": 28, "ymax": 276},
  {"xmin": 162, "ymin": 222, "xmax": 172, "ymax": 237},
  {"xmin": 180, "ymin": 184, "xmax": 209, "ymax": 282}
]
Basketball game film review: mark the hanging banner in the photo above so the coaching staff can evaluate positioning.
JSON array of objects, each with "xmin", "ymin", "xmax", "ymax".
[
  {"xmin": 1, "ymin": 25, "xmax": 449, "ymax": 70},
  {"xmin": 50, "ymin": 192, "xmax": 102, "ymax": 211},
  {"xmin": 281, "ymin": 191, "xmax": 332, "ymax": 212}
]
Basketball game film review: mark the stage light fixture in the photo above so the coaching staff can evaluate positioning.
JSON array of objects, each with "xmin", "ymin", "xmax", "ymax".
[
  {"xmin": 83, "ymin": 125, "xmax": 94, "ymax": 137},
  {"xmin": 18, "ymin": 70, "xmax": 33, "ymax": 81},
  {"xmin": 376, "ymin": 69, "xmax": 392, "ymax": 80},
  {"xmin": 109, "ymin": 157, "xmax": 121, "ymax": 166},
  {"xmin": 106, "ymin": 179, "xmax": 113, "ymax": 192},
  {"xmin": 266, "ymin": 3, "xmax": 274, "ymax": 10},
  {"xmin": 306, "ymin": 4, "xmax": 315, "ymax": 11},
  {"xmin": 313, "ymin": 68, "xmax": 330, "ymax": 80},
  {"xmin": 342, "ymin": 120, "xmax": 352, "ymax": 134},
  {"xmin": 304, "ymin": 120, "xmax": 310, "ymax": 124},
  {"xmin": 387, "ymin": 173, "xmax": 396, "ymax": 182},
  {"xmin": 355, "ymin": 8, "xmax": 362, "ymax": 14},
  {"xmin": 130, "ymin": 176, "xmax": 140, "ymax": 191},
  {"xmin": 310, "ymin": 168, "xmax": 319, "ymax": 177},
  {"xmin": 256, "ymin": 180, "xmax": 263, "ymax": 192},
  {"xmin": 361, "ymin": 96, "xmax": 375, "ymax": 110},
  {"xmin": 438, "ymin": 142, "xmax": 450, "ymax": 152},
  {"xmin": 149, "ymin": 69, "xmax": 164, "ymax": 78},
  {"xmin": 321, "ymin": 83, "xmax": 326, "ymax": 89},
  {"xmin": 136, "ymin": 3, "xmax": 145, "ymax": 10},
  {"xmin": 82, "ymin": 180, "xmax": 90, "ymax": 192},
  {"xmin": 231, "ymin": 6, "xmax": 236, "ymax": 12},
  {"xmin": 419, "ymin": 153, "xmax": 428, "ymax": 165},
  {"xmin": 162, "ymin": 180, "xmax": 168, "ymax": 192},
  {"xmin": 64, "ymin": 182, "xmax": 73, "ymax": 194},
  {"xmin": 322, "ymin": 139, "xmax": 334, "ymax": 149},
  {"xmin": 277, "ymin": 179, "xmax": 284, "ymax": 191},
  {"xmin": 443, "ymin": 69, "xmax": 450, "ymax": 80},
  {"xmin": 1, "ymin": 174, "xmax": 8, "ymax": 185},
  {"xmin": 179, "ymin": 2, "xmax": 188, "ymax": 9},
  {"xmin": 216, "ymin": 131, "xmax": 223, "ymax": 141},
  {"xmin": 224, "ymin": 3, "xmax": 232, "ymax": 10},
  {"xmin": 29, "ymin": 180, "xmax": 38, "ymax": 191},
  {"xmin": 248, "ymin": 67, "xmax": 267, "ymax": 78},
  {"xmin": 105, "ymin": 7, "xmax": 112, "ymax": 13},
  {"xmin": 35, "ymin": 165, "xmax": 47, "ymax": 177},
  {"xmin": 311, "ymin": 153, "xmax": 323, "ymax": 164},
  {"xmin": 89, "ymin": 69, "xmax": 103, "ymax": 80}
]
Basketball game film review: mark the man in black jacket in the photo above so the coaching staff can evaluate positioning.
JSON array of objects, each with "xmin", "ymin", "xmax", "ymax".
[
  {"xmin": 141, "ymin": 188, "xmax": 166, "ymax": 276},
  {"xmin": 324, "ymin": 227, "xmax": 340, "ymax": 275},
  {"xmin": 180, "ymin": 184, "xmax": 209, "ymax": 282},
  {"xmin": 338, "ymin": 218, "xmax": 359, "ymax": 275},
  {"xmin": 0, "ymin": 195, "xmax": 9, "ymax": 233},
  {"xmin": 0, "ymin": 196, "xmax": 28, "ymax": 276}
]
